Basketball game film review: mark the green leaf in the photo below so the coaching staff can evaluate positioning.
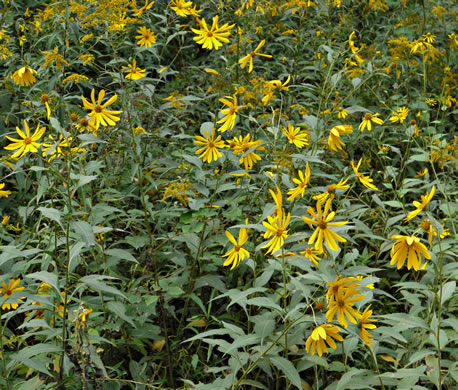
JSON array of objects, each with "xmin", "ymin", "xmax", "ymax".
[
  {"xmin": 381, "ymin": 313, "xmax": 429, "ymax": 329},
  {"xmin": 269, "ymin": 356, "xmax": 302, "ymax": 389},
  {"xmin": 37, "ymin": 207, "xmax": 62, "ymax": 228},
  {"xmin": 246, "ymin": 297, "xmax": 283, "ymax": 313},
  {"xmin": 79, "ymin": 275, "xmax": 126, "ymax": 298},
  {"xmin": 69, "ymin": 241, "xmax": 86, "ymax": 273},
  {"xmin": 71, "ymin": 221, "xmax": 97, "ymax": 246},
  {"xmin": 104, "ymin": 248, "xmax": 139, "ymax": 263},
  {"xmin": 25, "ymin": 271, "xmax": 59, "ymax": 293},
  {"xmin": 107, "ymin": 301, "xmax": 136, "ymax": 327},
  {"xmin": 441, "ymin": 281, "xmax": 455, "ymax": 305},
  {"xmin": 70, "ymin": 173, "xmax": 98, "ymax": 190}
]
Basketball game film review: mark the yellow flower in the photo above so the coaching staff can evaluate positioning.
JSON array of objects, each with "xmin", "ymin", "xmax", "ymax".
[
  {"xmin": 403, "ymin": 185, "xmax": 435, "ymax": 222},
  {"xmin": 302, "ymin": 198, "xmax": 349, "ymax": 252},
  {"xmin": 81, "ymin": 89, "xmax": 123, "ymax": 130},
  {"xmin": 136, "ymin": 26, "xmax": 157, "ymax": 48},
  {"xmin": 269, "ymin": 186, "xmax": 283, "ymax": 218},
  {"xmin": 425, "ymin": 98, "xmax": 437, "ymax": 107},
  {"xmin": 390, "ymin": 235, "xmax": 431, "ymax": 271},
  {"xmin": 194, "ymin": 127, "xmax": 226, "ymax": 163},
  {"xmin": 231, "ymin": 134, "xmax": 264, "ymax": 170},
  {"xmin": 326, "ymin": 275, "xmax": 360, "ymax": 304},
  {"xmin": 204, "ymin": 68, "xmax": 221, "ymax": 76},
  {"xmin": 2, "ymin": 216, "xmax": 10, "ymax": 226},
  {"xmin": 419, "ymin": 219, "xmax": 437, "ymax": 247},
  {"xmin": 123, "ymin": 59, "xmax": 147, "ymax": 80},
  {"xmin": 42, "ymin": 134, "xmax": 71, "ymax": 161},
  {"xmin": 0, "ymin": 279, "xmax": 25, "ymax": 310},
  {"xmin": 336, "ymin": 107, "xmax": 349, "ymax": 119},
  {"xmin": 4, "ymin": 120, "xmax": 46, "ymax": 159},
  {"xmin": 222, "ymin": 227, "xmax": 250, "ymax": 269},
  {"xmin": 359, "ymin": 112, "xmax": 384, "ymax": 132},
  {"xmin": 42, "ymin": 48, "xmax": 69, "ymax": 70},
  {"xmin": 282, "ymin": 123, "xmax": 309, "ymax": 149},
  {"xmin": 305, "ymin": 324, "xmax": 343, "ymax": 357},
  {"xmin": 351, "ymin": 158, "xmax": 378, "ymax": 190},
  {"xmin": 75, "ymin": 308, "xmax": 93, "ymax": 329},
  {"xmin": 300, "ymin": 247, "xmax": 322, "ymax": 267},
  {"xmin": 261, "ymin": 210, "xmax": 291, "ymax": 255},
  {"xmin": 328, "ymin": 125, "xmax": 353, "ymax": 152},
  {"xmin": 170, "ymin": 0, "xmax": 200, "ymax": 17},
  {"xmin": 0, "ymin": 183, "xmax": 12, "ymax": 198},
  {"xmin": 133, "ymin": 0, "xmax": 154, "ymax": 17},
  {"xmin": 326, "ymin": 284, "xmax": 363, "ymax": 327},
  {"xmin": 217, "ymin": 94, "xmax": 239, "ymax": 132},
  {"xmin": 359, "ymin": 305, "xmax": 377, "ymax": 346},
  {"xmin": 10, "ymin": 66, "xmax": 37, "ymax": 86},
  {"xmin": 239, "ymin": 40, "xmax": 272, "ymax": 72},
  {"xmin": 287, "ymin": 163, "xmax": 311, "ymax": 201},
  {"xmin": 163, "ymin": 91, "xmax": 186, "ymax": 109},
  {"xmin": 76, "ymin": 118, "xmax": 97, "ymax": 134},
  {"xmin": 389, "ymin": 107, "xmax": 409, "ymax": 123},
  {"xmin": 191, "ymin": 15, "xmax": 234, "ymax": 50},
  {"xmin": 41, "ymin": 94, "xmax": 51, "ymax": 120}
]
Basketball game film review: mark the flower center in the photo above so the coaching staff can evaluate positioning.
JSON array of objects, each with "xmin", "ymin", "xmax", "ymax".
[
  {"xmin": 235, "ymin": 245, "xmax": 241, "ymax": 251},
  {"xmin": 207, "ymin": 31, "xmax": 213, "ymax": 37},
  {"xmin": 24, "ymin": 137, "xmax": 32, "ymax": 145},
  {"xmin": 364, "ymin": 113, "xmax": 372, "ymax": 120},
  {"xmin": 337, "ymin": 299, "xmax": 345, "ymax": 308},
  {"xmin": 208, "ymin": 141, "xmax": 215, "ymax": 148},
  {"xmin": 276, "ymin": 229, "xmax": 283, "ymax": 237},
  {"xmin": 95, "ymin": 105, "xmax": 103, "ymax": 113},
  {"xmin": 318, "ymin": 220, "xmax": 327, "ymax": 229},
  {"xmin": 250, "ymin": 51, "xmax": 256, "ymax": 57}
]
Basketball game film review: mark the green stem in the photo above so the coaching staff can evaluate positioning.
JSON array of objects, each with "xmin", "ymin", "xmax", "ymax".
[
  {"xmin": 0, "ymin": 311, "xmax": 11, "ymax": 390},
  {"xmin": 368, "ymin": 346, "xmax": 385, "ymax": 390}
]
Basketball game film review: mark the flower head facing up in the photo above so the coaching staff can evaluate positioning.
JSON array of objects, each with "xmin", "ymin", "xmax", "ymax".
[
  {"xmin": 326, "ymin": 283, "xmax": 364, "ymax": 327},
  {"xmin": 328, "ymin": 125, "xmax": 353, "ymax": 152},
  {"xmin": 300, "ymin": 247, "xmax": 322, "ymax": 266},
  {"xmin": 123, "ymin": 59, "xmax": 147, "ymax": 80},
  {"xmin": 4, "ymin": 120, "xmax": 46, "ymax": 160},
  {"xmin": 326, "ymin": 275, "xmax": 360, "ymax": 304},
  {"xmin": 231, "ymin": 134, "xmax": 264, "ymax": 170},
  {"xmin": 359, "ymin": 305, "xmax": 377, "ymax": 346},
  {"xmin": 11, "ymin": 66, "xmax": 37, "ymax": 86},
  {"xmin": 390, "ymin": 235, "xmax": 431, "ymax": 271},
  {"xmin": 191, "ymin": 15, "xmax": 234, "ymax": 50},
  {"xmin": 0, "ymin": 183, "xmax": 12, "ymax": 198},
  {"xmin": 222, "ymin": 227, "xmax": 250, "ymax": 269},
  {"xmin": 136, "ymin": 26, "xmax": 157, "ymax": 48},
  {"xmin": 351, "ymin": 158, "xmax": 378, "ymax": 190},
  {"xmin": 282, "ymin": 123, "xmax": 309, "ymax": 149},
  {"xmin": 194, "ymin": 127, "xmax": 226, "ymax": 163},
  {"xmin": 305, "ymin": 324, "xmax": 343, "ymax": 357},
  {"xmin": 261, "ymin": 209, "xmax": 291, "ymax": 255},
  {"xmin": 302, "ymin": 198, "xmax": 348, "ymax": 253},
  {"xmin": 389, "ymin": 106, "xmax": 409, "ymax": 123},
  {"xmin": 239, "ymin": 40, "xmax": 273, "ymax": 72},
  {"xmin": 171, "ymin": 0, "xmax": 200, "ymax": 17},
  {"xmin": 287, "ymin": 163, "xmax": 311, "ymax": 201},
  {"xmin": 81, "ymin": 89, "xmax": 123, "ymax": 130},
  {"xmin": 403, "ymin": 185, "xmax": 436, "ymax": 222},
  {"xmin": 0, "ymin": 278, "xmax": 25, "ymax": 310},
  {"xmin": 217, "ymin": 94, "xmax": 239, "ymax": 132},
  {"xmin": 359, "ymin": 112, "xmax": 383, "ymax": 132}
]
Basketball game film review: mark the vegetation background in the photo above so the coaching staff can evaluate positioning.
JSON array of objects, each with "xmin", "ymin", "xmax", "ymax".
[{"xmin": 0, "ymin": 0, "xmax": 456, "ymax": 389}]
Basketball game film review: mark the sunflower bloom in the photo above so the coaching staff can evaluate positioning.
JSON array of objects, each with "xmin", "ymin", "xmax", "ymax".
[
  {"xmin": 217, "ymin": 94, "xmax": 239, "ymax": 132},
  {"xmin": 191, "ymin": 15, "xmax": 234, "ymax": 50},
  {"xmin": 123, "ymin": 59, "xmax": 147, "ymax": 80},
  {"xmin": 239, "ymin": 40, "xmax": 272, "ymax": 72},
  {"xmin": 326, "ymin": 275, "xmax": 360, "ymax": 304},
  {"xmin": 389, "ymin": 107, "xmax": 409, "ymax": 123},
  {"xmin": 136, "ymin": 26, "xmax": 157, "ymax": 48},
  {"xmin": 10, "ymin": 66, "xmax": 37, "ymax": 86},
  {"xmin": 351, "ymin": 158, "xmax": 378, "ymax": 190},
  {"xmin": 4, "ymin": 120, "xmax": 46, "ymax": 160},
  {"xmin": 170, "ymin": 0, "xmax": 200, "ymax": 17},
  {"xmin": 42, "ymin": 134, "xmax": 71, "ymax": 161},
  {"xmin": 282, "ymin": 123, "xmax": 309, "ymax": 149},
  {"xmin": 133, "ymin": 0, "xmax": 154, "ymax": 17},
  {"xmin": 359, "ymin": 112, "xmax": 384, "ymax": 132},
  {"xmin": 222, "ymin": 227, "xmax": 250, "ymax": 269},
  {"xmin": 194, "ymin": 127, "xmax": 226, "ymax": 163},
  {"xmin": 0, "ymin": 278, "xmax": 25, "ymax": 310},
  {"xmin": 41, "ymin": 94, "xmax": 51, "ymax": 120},
  {"xmin": 326, "ymin": 284, "xmax": 364, "ymax": 327},
  {"xmin": 305, "ymin": 324, "xmax": 343, "ymax": 357},
  {"xmin": 231, "ymin": 134, "xmax": 264, "ymax": 170},
  {"xmin": 261, "ymin": 210, "xmax": 291, "ymax": 255},
  {"xmin": 300, "ymin": 247, "xmax": 322, "ymax": 267},
  {"xmin": 287, "ymin": 163, "xmax": 311, "ymax": 201},
  {"xmin": 403, "ymin": 185, "xmax": 435, "ymax": 222},
  {"xmin": 328, "ymin": 125, "xmax": 353, "ymax": 152},
  {"xmin": 75, "ymin": 308, "xmax": 93, "ymax": 329},
  {"xmin": 302, "ymin": 198, "xmax": 348, "ymax": 252},
  {"xmin": 359, "ymin": 305, "xmax": 377, "ymax": 346},
  {"xmin": 390, "ymin": 235, "xmax": 431, "ymax": 271},
  {"xmin": 0, "ymin": 183, "xmax": 12, "ymax": 198},
  {"xmin": 81, "ymin": 89, "xmax": 123, "ymax": 130}
]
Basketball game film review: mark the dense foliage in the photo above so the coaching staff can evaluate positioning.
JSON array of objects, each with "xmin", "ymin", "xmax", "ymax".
[{"xmin": 0, "ymin": 0, "xmax": 456, "ymax": 389}]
